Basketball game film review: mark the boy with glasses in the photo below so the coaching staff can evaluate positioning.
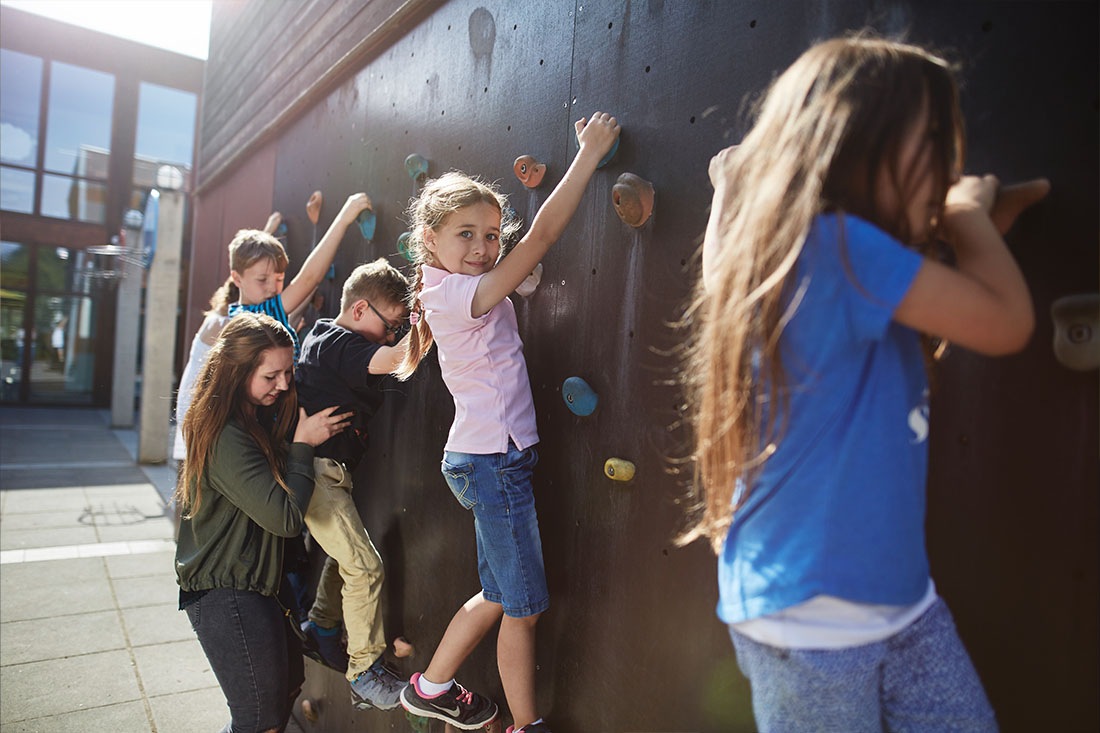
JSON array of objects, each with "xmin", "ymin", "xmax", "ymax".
[{"xmin": 294, "ymin": 257, "xmax": 412, "ymax": 710}]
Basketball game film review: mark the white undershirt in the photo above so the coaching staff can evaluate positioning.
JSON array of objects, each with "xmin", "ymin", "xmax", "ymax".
[{"xmin": 731, "ymin": 579, "xmax": 938, "ymax": 649}]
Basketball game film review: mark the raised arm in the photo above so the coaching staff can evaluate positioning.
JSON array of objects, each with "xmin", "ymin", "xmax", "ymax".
[
  {"xmin": 282, "ymin": 193, "xmax": 372, "ymax": 312},
  {"xmin": 471, "ymin": 112, "xmax": 621, "ymax": 318},
  {"xmin": 701, "ymin": 146, "xmax": 737, "ymax": 292},
  {"xmin": 369, "ymin": 331, "xmax": 411, "ymax": 375},
  {"xmin": 893, "ymin": 175, "xmax": 1042, "ymax": 355}
]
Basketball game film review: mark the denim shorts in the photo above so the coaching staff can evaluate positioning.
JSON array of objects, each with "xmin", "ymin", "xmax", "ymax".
[
  {"xmin": 729, "ymin": 597, "xmax": 997, "ymax": 732},
  {"xmin": 441, "ymin": 442, "xmax": 549, "ymax": 618}
]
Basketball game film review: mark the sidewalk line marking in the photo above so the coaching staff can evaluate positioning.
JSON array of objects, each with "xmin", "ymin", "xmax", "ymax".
[
  {"xmin": 1, "ymin": 461, "xmax": 137, "ymax": 470},
  {"xmin": 0, "ymin": 538, "xmax": 175, "ymax": 564}
]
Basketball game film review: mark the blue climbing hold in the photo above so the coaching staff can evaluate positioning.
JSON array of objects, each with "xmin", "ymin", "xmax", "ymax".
[
  {"xmin": 575, "ymin": 133, "xmax": 619, "ymax": 169},
  {"xmin": 357, "ymin": 209, "xmax": 376, "ymax": 241},
  {"xmin": 405, "ymin": 154, "xmax": 429, "ymax": 181},
  {"xmin": 275, "ymin": 221, "xmax": 288, "ymax": 238},
  {"xmin": 397, "ymin": 231, "xmax": 413, "ymax": 262},
  {"xmin": 562, "ymin": 376, "xmax": 598, "ymax": 416}
]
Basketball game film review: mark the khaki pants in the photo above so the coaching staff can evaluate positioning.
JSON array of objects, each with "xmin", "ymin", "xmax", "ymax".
[{"xmin": 304, "ymin": 458, "xmax": 386, "ymax": 682}]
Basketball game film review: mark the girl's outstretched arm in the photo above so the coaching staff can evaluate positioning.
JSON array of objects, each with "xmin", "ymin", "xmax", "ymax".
[
  {"xmin": 283, "ymin": 193, "xmax": 372, "ymax": 312},
  {"xmin": 471, "ymin": 112, "xmax": 620, "ymax": 318},
  {"xmin": 894, "ymin": 174, "xmax": 1041, "ymax": 355}
]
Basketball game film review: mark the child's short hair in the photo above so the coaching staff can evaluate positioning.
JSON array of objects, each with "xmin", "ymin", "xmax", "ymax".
[
  {"xmin": 228, "ymin": 229, "xmax": 288, "ymax": 274},
  {"xmin": 340, "ymin": 257, "xmax": 410, "ymax": 312}
]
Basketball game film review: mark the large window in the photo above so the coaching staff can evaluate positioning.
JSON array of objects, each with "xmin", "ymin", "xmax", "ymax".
[{"xmin": 0, "ymin": 53, "xmax": 115, "ymax": 223}]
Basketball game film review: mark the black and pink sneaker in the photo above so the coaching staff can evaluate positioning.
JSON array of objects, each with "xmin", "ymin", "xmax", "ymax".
[{"xmin": 399, "ymin": 672, "xmax": 498, "ymax": 730}]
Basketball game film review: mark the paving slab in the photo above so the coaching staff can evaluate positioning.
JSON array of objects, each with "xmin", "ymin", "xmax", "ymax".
[
  {"xmin": 0, "ymin": 649, "xmax": 141, "ymax": 723},
  {"xmin": 0, "ymin": 488, "xmax": 88, "ymax": 514},
  {"xmin": 122, "ymin": 603, "xmax": 195, "ymax": 647},
  {"xmin": 0, "ymin": 609, "xmax": 126, "ymax": 664},
  {"xmin": 132, "ymin": 638, "xmax": 220, "ymax": 697},
  {"xmin": 0, "ymin": 466, "xmax": 150, "ymax": 490},
  {"xmin": 0, "ymin": 525, "xmax": 100, "ymax": 551},
  {"xmin": 0, "ymin": 574, "xmax": 116, "ymax": 622},
  {"xmin": 113, "ymin": 572, "xmax": 181, "ymax": 609},
  {"xmin": 105, "ymin": 550, "xmax": 176, "ymax": 580},
  {"xmin": 148, "ymin": 687, "xmax": 229, "ymax": 732},
  {"xmin": 0, "ymin": 556, "xmax": 106, "ymax": 590},
  {"xmin": 95, "ymin": 518, "xmax": 174, "ymax": 543},
  {"xmin": 0, "ymin": 509, "xmax": 92, "ymax": 530},
  {"xmin": 0, "ymin": 700, "xmax": 151, "ymax": 732}
]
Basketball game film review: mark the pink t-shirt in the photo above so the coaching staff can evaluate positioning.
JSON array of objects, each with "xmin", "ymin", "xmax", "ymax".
[{"xmin": 421, "ymin": 265, "xmax": 539, "ymax": 454}]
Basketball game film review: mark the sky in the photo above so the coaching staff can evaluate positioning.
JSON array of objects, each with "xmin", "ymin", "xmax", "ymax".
[{"xmin": 1, "ymin": 0, "xmax": 212, "ymax": 59}]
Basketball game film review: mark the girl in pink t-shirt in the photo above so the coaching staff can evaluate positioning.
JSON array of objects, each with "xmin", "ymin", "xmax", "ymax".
[{"xmin": 394, "ymin": 113, "xmax": 619, "ymax": 733}]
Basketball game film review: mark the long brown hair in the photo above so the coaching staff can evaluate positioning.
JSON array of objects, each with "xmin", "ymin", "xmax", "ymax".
[
  {"xmin": 393, "ymin": 172, "xmax": 520, "ymax": 380},
  {"xmin": 682, "ymin": 35, "xmax": 964, "ymax": 550},
  {"xmin": 174, "ymin": 312, "xmax": 298, "ymax": 516}
]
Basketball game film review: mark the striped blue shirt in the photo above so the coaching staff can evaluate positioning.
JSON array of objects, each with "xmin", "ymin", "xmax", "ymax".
[{"xmin": 228, "ymin": 294, "xmax": 301, "ymax": 363}]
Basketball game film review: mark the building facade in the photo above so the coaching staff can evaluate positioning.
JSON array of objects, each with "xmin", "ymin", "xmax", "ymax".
[{"xmin": 0, "ymin": 6, "xmax": 202, "ymax": 406}]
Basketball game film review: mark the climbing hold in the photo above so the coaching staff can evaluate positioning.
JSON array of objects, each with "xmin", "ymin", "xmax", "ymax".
[
  {"xmin": 405, "ymin": 153, "xmax": 429, "ymax": 181},
  {"xmin": 513, "ymin": 155, "xmax": 547, "ymax": 188},
  {"xmin": 393, "ymin": 636, "xmax": 414, "ymax": 658},
  {"xmin": 406, "ymin": 711, "xmax": 431, "ymax": 733},
  {"xmin": 274, "ymin": 220, "xmax": 288, "ymax": 238},
  {"xmin": 562, "ymin": 376, "xmax": 597, "ymax": 416},
  {"xmin": 306, "ymin": 190, "xmax": 322, "ymax": 224},
  {"xmin": 612, "ymin": 173, "xmax": 655, "ymax": 228},
  {"xmin": 991, "ymin": 178, "xmax": 1050, "ymax": 235},
  {"xmin": 397, "ymin": 231, "xmax": 414, "ymax": 262},
  {"xmin": 1051, "ymin": 293, "xmax": 1099, "ymax": 371},
  {"xmin": 356, "ymin": 208, "xmax": 377, "ymax": 241},
  {"xmin": 301, "ymin": 699, "xmax": 318, "ymax": 724},
  {"xmin": 515, "ymin": 262, "xmax": 543, "ymax": 297},
  {"xmin": 576, "ymin": 133, "xmax": 619, "ymax": 169},
  {"xmin": 604, "ymin": 458, "xmax": 635, "ymax": 481}
]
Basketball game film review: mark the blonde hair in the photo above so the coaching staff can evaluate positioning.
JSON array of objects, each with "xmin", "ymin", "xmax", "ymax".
[
  {"xmin": 681, "ymin": 35, "xmax": 964, "ymax": 550},
  {"xmin": 174, "ymin": 312, "xmax": 298, "ymax": 516},
  {"xmin": 393, "ymin": 172, "xmax": 521, "ymax": 380},
  {"xmin": 340, "ymin": 257, "xmax": 410, "ymax": 312},
  {"xmin": 228, "ymin": 229, "xmax": 288, "ymax": 275}
]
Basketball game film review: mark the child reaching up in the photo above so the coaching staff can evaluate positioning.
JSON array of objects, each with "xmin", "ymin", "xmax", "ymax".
[
  {"xmin": 228, "ymin": 193, "xmax": 372, "ymax": 361},
  {"xmin": 294, "ymin": 258, "xmax": 413, "ymax": 710},
  {"xmin": 394, "ymin": 112, "xmax": 620, "ymax": 733},
  {"xmin": 686, "ymin": 36, "xmax": 1040, "ymax": 731}
]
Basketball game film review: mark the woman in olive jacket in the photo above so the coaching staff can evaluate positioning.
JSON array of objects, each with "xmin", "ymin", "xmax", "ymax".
[{"xmin": 175, "ymin": 313, "xmax": 350, "ymax": 733}]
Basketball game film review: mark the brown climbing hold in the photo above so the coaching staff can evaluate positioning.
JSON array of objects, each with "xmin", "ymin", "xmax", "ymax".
[
  {"xmin": 990, "ymin": 178, "xmax": 1050, "ymax": 235},
  {"xmin": 306, "ymin": 190, "xmax": 323, "ymax": 224},
  {"xmin": 513, "ymin": 155, "xmax": 546, "ymax": 188},
  {"xmin": 393, "ymin": 636, "xmax": 414, "ymax": 658},
  {"xmin": 612, "ymin": 172, "xmax": 655, "ymax": 228},
  {"xmin": 301, "ymin": 698, "xmax": 318, "ymax": 724}
]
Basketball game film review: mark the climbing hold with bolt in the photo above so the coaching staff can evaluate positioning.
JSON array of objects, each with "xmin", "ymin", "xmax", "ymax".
[
  {"xmin": 405, "ymin": 153, "xmax": 429, "ymax": 182},
  {"xmin": 604, "ymin": 458, "xmax": 635, "ymax": 481},
  {"xmin": 562, "ymin": 376, "xmax": 597, "ymax": 416},
  {"xmin": 513, "ymin": 155, "xmax": 547, "ymax": 188},
  {"xmin": 356, "ymin": 208, "xmax": 377, "ymax": 241},
  {"xmin": 306, "ymin": 190, "xmax": 322, "ymax": 224},
  {"xmin": 515, "ymin": 263, "xmax": 543, "ymax": 297},
  {"xmin": 612, "ymin": 173, "xmax": 655, "ymax": 228}
]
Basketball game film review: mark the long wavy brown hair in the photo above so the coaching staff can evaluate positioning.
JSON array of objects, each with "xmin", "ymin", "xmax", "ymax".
[
  {"xmin": 681, "ymin": 35, "xmax": 964, "ymax": 551},
  {"xmin": 174, "ymin": 312, "xmax": 298, "ymax": 516},
  {"xmin": 393, "ymin": 172, "xmax": 520, "ymax": 380}
]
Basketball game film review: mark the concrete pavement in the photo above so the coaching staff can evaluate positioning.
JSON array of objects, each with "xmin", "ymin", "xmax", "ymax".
[{"xmin": 0, "ymin": 406, "xmax": 306, "ymax": 732}]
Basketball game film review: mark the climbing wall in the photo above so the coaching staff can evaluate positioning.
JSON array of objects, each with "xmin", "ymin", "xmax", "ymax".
[{"xmin": 195, "ymin": 1, "xmax": 1098, "ymax": 730}]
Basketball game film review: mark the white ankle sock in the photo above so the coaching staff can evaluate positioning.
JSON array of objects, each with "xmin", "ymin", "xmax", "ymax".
[{"xmin": 417, "ymin": 675, "xmax": 453, "ymax": 696}]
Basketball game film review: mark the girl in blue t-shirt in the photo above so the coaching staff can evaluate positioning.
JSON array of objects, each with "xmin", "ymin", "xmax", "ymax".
[{"xmin": 685, "ymin": 36, "xmax": 1047, "ymax": 731}]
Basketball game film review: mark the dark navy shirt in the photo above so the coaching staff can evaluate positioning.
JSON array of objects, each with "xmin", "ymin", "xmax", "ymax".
[{"xmin": 295, "ymin": 319, "xmax": 384, "ymax": 470}]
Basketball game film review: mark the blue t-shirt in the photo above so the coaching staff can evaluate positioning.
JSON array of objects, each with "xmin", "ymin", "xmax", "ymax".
[
  {"xmin": 228, "ymin": 294, "xmax": 301, "ymax": 363},
  {"xmin": 717, "ymin": 213, "xmax": 929, "ymax": 624}
]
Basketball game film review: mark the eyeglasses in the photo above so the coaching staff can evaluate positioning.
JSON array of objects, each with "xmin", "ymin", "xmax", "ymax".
[{"xmin": 367, "ymin": 301, "xmax": 405, "ymax": 336}]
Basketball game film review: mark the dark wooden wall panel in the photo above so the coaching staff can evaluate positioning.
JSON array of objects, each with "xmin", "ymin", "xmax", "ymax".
[
  {"xmin": 182, "ymin": 142, "xmax": 276, "ymax": 352},
  {"xmin": 191, "ymin": 1, "xmax": 1098, "ymax": 730}
]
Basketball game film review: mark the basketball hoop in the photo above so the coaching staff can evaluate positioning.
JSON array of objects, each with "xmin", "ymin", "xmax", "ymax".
[{"xmin": 79, "ymin": 243, "xmax": 147, "ymax": 286}]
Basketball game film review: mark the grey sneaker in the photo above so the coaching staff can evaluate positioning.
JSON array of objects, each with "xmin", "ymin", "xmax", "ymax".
[{"xmin": 350, "ymin": 660, "xmax": 406, "ymax": 710}]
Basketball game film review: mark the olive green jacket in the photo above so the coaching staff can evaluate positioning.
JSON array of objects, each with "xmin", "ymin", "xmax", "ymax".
[{"xmin": 175, "ymin": 420, "xmax": 315, "ymax": 597}]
